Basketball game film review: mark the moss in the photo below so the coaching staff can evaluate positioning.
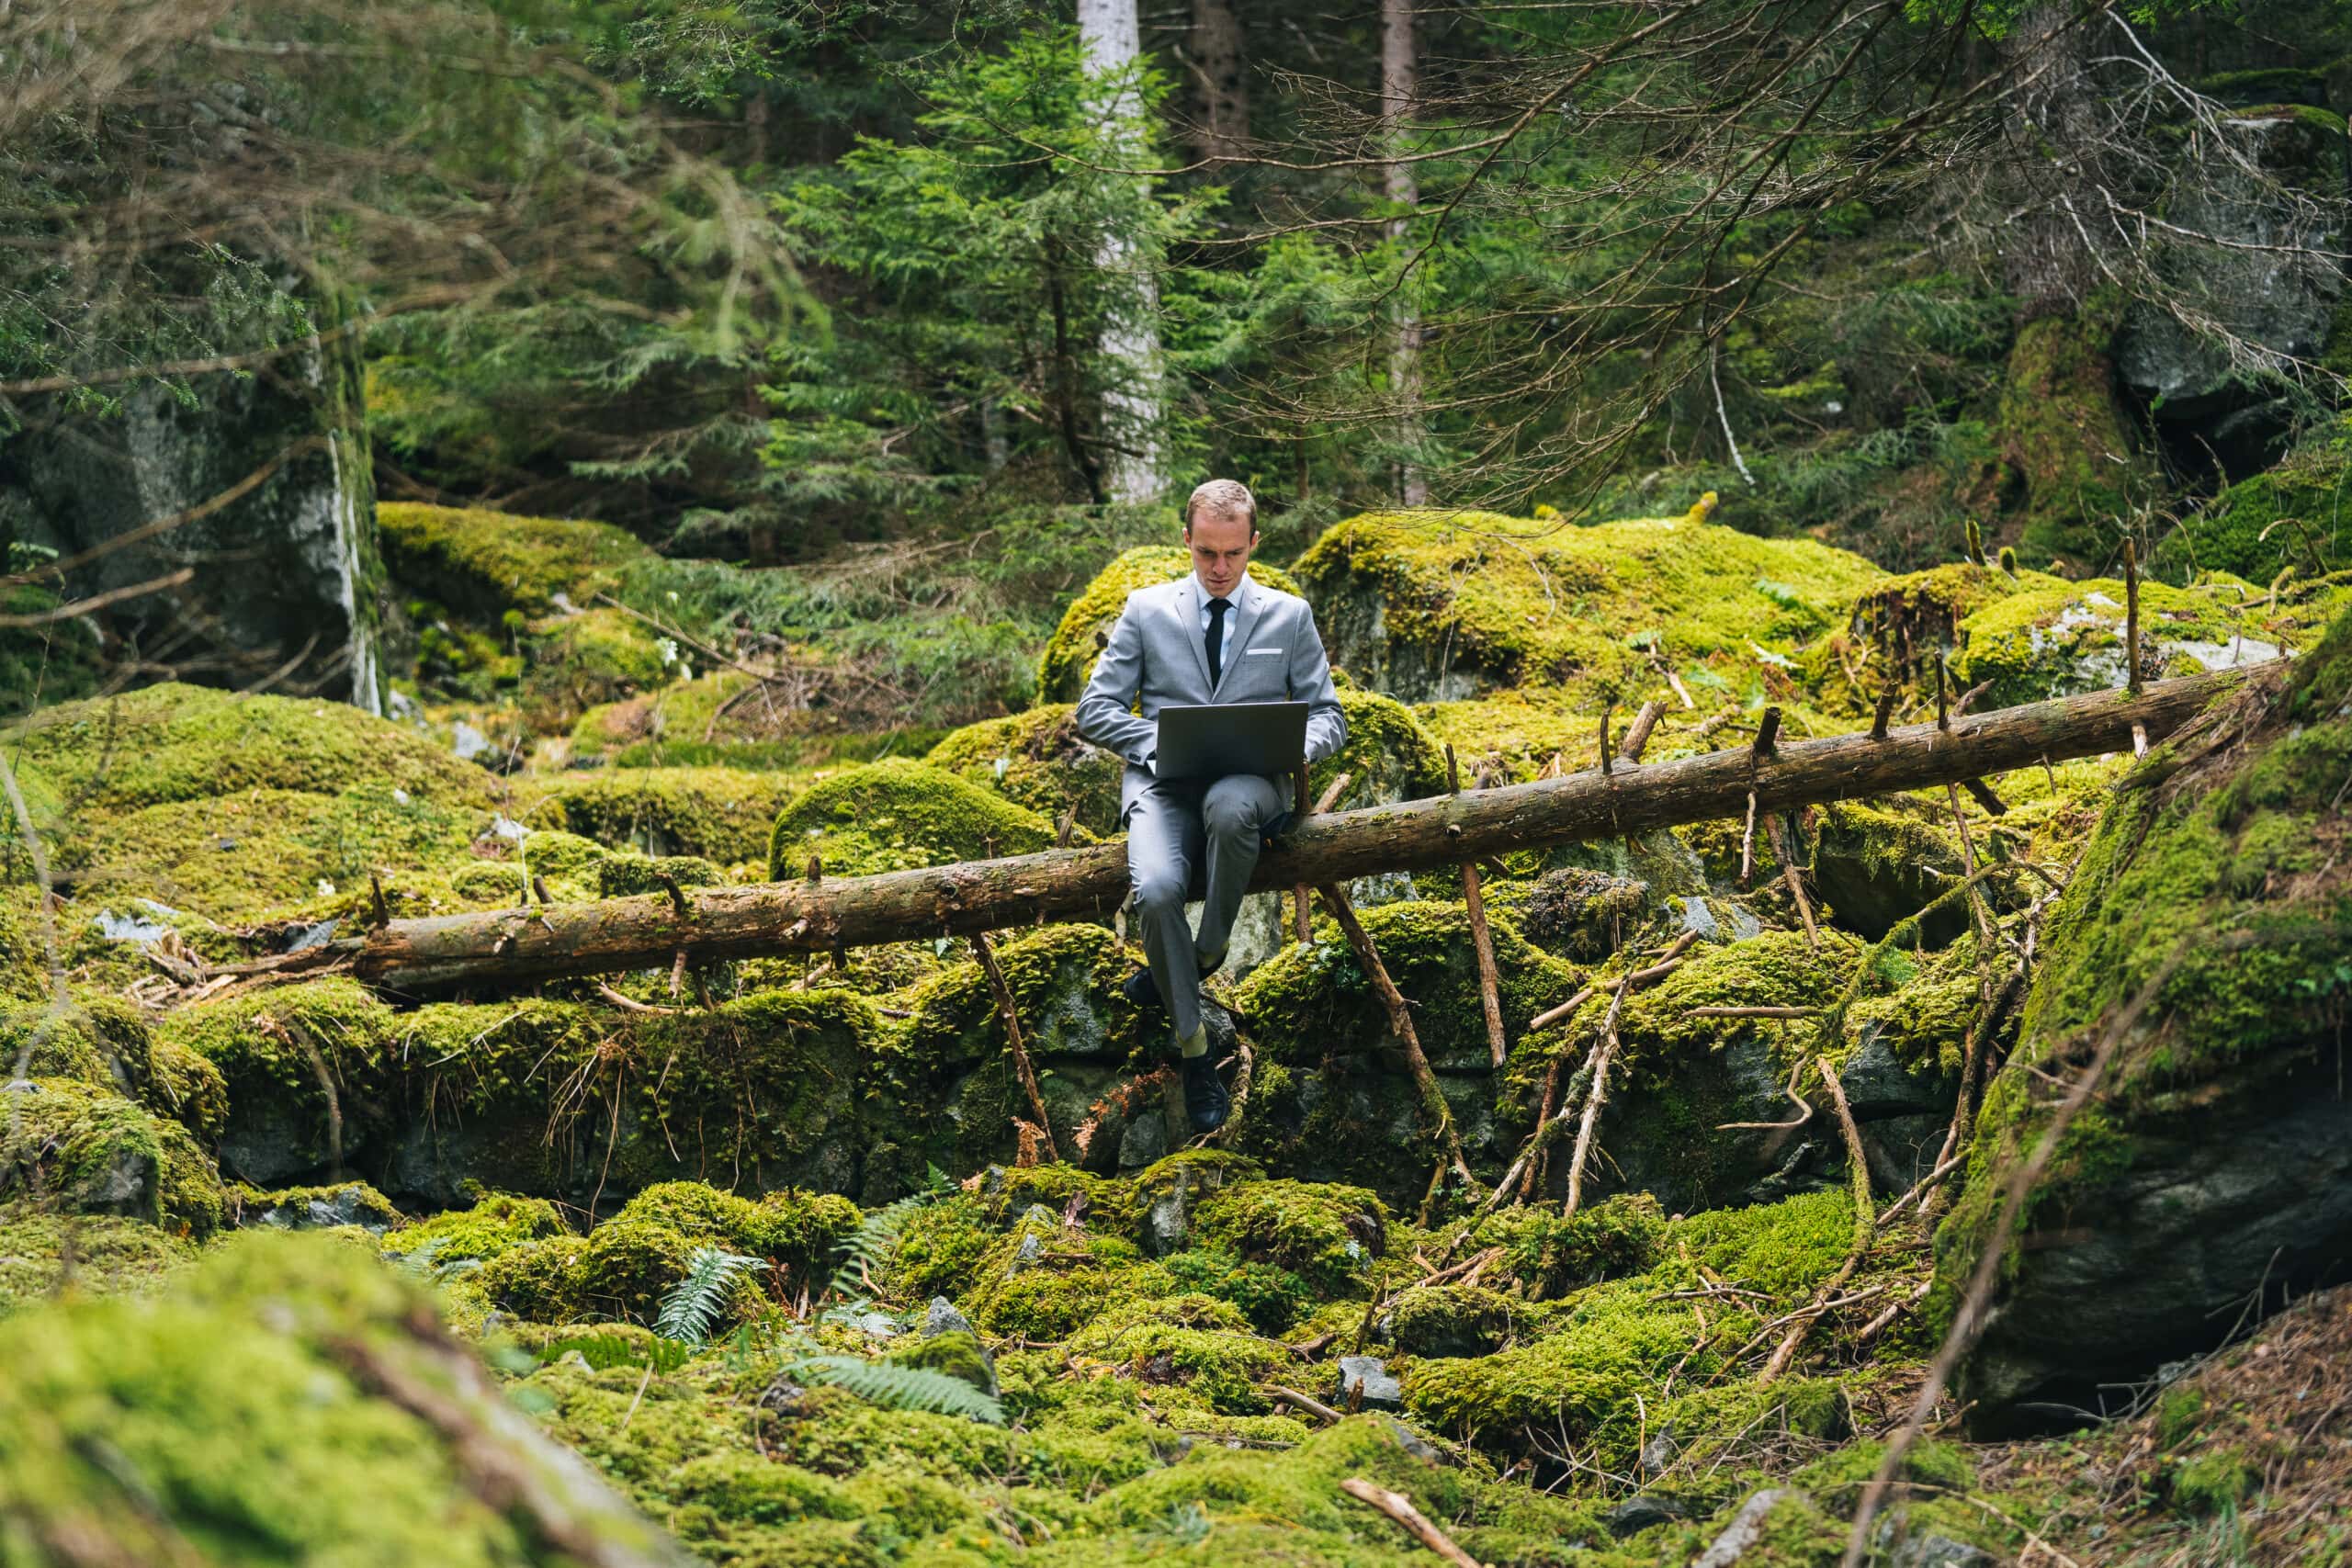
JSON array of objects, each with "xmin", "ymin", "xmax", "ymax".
[
  {"xmin": 887, "ymin": 1330, "xmax": 997, "ymax": 1395},
  {"xmin": 927, "ymin": 704, "xmax": 1125, "ymax": 838},
  {"xmin": 1936, "ymin": 602, "xmax": 2352, "ymax": 1332},
  {"xmin": 163, "ymin": 977, "xmax": 397, "ymax": 1184},
  {"xmin": 767, "ymin": 758, "xmax": 1058, "ymax": 879},
  {"xmin": 0, "ymin": 1077, "xmax": 227, "ymax": 1237},
  {"xmin": 4, "ymin": 994, "xmax": 229, "ymax": 1143},
  {"xmin": 595, "ymin": 852, "xmax": 724, "ymax": 899},
  {"xmin": 1382, "ymin": 1281, "xmax": 1529, "ymax": 1358},
  {"xmin": 1514, "ymin": 867, "xmax": 1655, "ymax": 962},
  {"xmin": 1065, "ymin": 1292, "xmax": 1292, "ymax": 1414},
  {"xmin": 380, "ymin": 1192, "xmax": 568, "ymax": 1267},
  {"xmin": 2171, "ymin": 1445, "xmax": 2259, "ymax": 1514},
  {"xmin": 51, "ymin": 781, "xmax": 487, "ymax": 924},
  {"xmin": 0, "ymin": 1229, "xmax": 677, "ymax": 1564},
  {"xmin": 246, "ymin": 1180, "xmax": 403, "ymax": 1234},
  {"xmin": 2, "ymin": 681, "xmax": 493, "ymax": 820},
  {"xmin": 1188, "ymin": 1179, "xmax": 1388, "ymax": 1299},
  {"xmin": 1293, "ymin": 509, "xmax": 1883, "ymax": 704},
  {"xmin": 1315, "ymin": 688, "xmax": 1450, "ymax": 806},
  {"xmin": 378, "ymin": 501, "xmax": 653, "ymax": 619},
  {"xmin": 1035, "ymin": 548, "xmax": 1307, "ymax": 704},
  {"xmin": 1953, "ymin": 572, "xmax": 2341, "ymax": 710},
  {"xmin": 0, "ymin": 1204, "xmax": 198, "ymax": 1312},
  {"xmin": 520, "ymin": 606, "xmax": 675, "ymax": 728},
  {"xmin": 1992, "ymin": 310, "xmax": 2154, "ymax": 570},
  {"xmin": 2154, "ymin": 432, "xmax": 2352, "ymax": 581},
  {"xmin": 514, "ymin": 766, "xmax": 790, "ymax": 864},
  {"xmin": 1469, "ymin": 1192, "xmax": 1668, "ymax": 1300}
]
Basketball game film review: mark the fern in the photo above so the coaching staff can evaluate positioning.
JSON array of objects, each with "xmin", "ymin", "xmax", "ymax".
[
  {"xmin": 656, "ymin": 1247, "xmax": 768, "ymax": 1348},
  {"xmin": 820, "ymin": 1165, "xmax": 956, "ymax": 1311},
  {"xmin": 788, "ymin": 1355, "xmax": 1006, "ymax": 1426}
]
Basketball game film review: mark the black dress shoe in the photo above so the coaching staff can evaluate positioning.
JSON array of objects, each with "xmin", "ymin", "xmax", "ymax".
[{"xmin": 1182, "ymin": 1053, "xmax": 1230, "ymax": 1132}]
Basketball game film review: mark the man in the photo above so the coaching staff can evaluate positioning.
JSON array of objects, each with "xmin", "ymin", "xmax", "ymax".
[{"xmin": 1076, "ymin": 479, "xmax": 1348, "ymax": 1132}]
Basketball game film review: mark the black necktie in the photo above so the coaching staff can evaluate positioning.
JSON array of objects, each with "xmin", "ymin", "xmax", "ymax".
[{"xmin": 1205, "ymin": 596, "xmax": 1230, "ymax": 687}]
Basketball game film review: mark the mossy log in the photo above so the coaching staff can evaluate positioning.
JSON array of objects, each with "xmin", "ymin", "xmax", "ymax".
[{"xmin": 338, "ymin": 668, "xmax": 2245, "ymax": 994}]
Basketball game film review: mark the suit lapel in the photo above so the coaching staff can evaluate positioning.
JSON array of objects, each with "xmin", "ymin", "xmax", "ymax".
[
  {"xmin": 1170, "ymin": 576, "xmax": 1213, "ymax": 695},
  {"xmin": 1211, "ymin": 574, "xmax": 1263, "ymax": 699}
]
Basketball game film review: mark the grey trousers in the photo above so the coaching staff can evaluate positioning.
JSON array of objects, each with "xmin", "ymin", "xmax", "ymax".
[{"xmin": 1125, "ymin": 773, "xmax": 1287, "ymax": 1042}]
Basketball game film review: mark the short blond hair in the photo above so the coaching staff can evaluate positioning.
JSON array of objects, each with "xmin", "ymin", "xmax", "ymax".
[{"xmin": 1184, "ymin": 479, "xmax": 1257, "ymax": 532}]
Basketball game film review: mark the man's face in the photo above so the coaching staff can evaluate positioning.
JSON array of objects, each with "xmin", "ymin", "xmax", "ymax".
[{"xmin": 1185, "ymin": 507, "xmax": 1257, "ymax": 599}]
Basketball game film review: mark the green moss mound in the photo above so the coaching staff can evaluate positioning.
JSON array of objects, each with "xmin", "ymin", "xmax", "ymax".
[
  {"xmin": 379, "ymin": 501, "xmax": 654, "ymax": 619},
  {"xmin": 0, "ymin": 1230, "xmax": 684, "ymax": 1564},
  {"xmin": 1292, "ymin": 509, "xmax": 1883, "ymax": 703},
  {"xmin": 766, "ymin": 758, "xmax": 1057, "ymax": 877},
  {"xmin": 1035, "ymin": 547, "xmax": 1307, "ymax": 704},
  {"xmin": 2, "ymin": 682, "xmax": 493, "ymax": 820},
  {"xmin": 927, "ymin": 704, "xmax": 1124, "ymax": 837},
  {"xmin": 0, "ymin": 1204, "xmax": 198, "ymax": 1313},
  {"xmin": 0, "ymin": 1078, "xmax": 226, "ymax": 1237},
  {"xmin": 1991, "ymin": 311, "xmax": 2155, "ymax": 569},
  {"xmin": 520, "ymin": 765, "xmax": 797, "ymax": 864},
  {"xmin": 5, "ymin": 994, "xmax": 229, "ymax": 1144},
  {"xmin": 519, "ymin": 606, "xmax": 676, "ymax": 728},
  {"xmin": 2154, "ymin": 431, "xmax": 2352, "ymax": 581}
]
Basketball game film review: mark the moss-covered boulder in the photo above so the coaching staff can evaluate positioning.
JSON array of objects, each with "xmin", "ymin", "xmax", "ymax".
[
  {"xmin": 1292, "ymin": 509, "xmax": 1883, "ymax": 704},
  {"xmin": 927, "ymin": 704, "xmax": 1123, "ymax": 838},
  {"xmin": 766, "ymin": 758, "xmax": 1057, "ymax": 878},
  {"xmin": 2154, "ymin": 431, "xmax": 2352, "ymax": 581},
  {"xmin": 1988, "ymin": 310, "xmax": 2156, "ymax": 570},
  {"xmin": 521, "ymin": 765, "xmax": 796, "ymax": 863},
  {"xmin": 0, "ymin": 1229, "xmax": 693, "ymax": 1563},
  {"xmin": 0, "ymin": 1205, "xmax": 197, "ymax": 1312},
  {"xmin": 4, "ymin": 994, "xmax": 229, "ymax": 1144},
  {"xmin": 1938, "ymin": 601, "xmax": 2352, "ymax": 1435},
  {"xmin": 1036, "ymin": 547, "xmax": 1306, "ymax": 704},
  {"xmin": 0, "ymin": 1077, "xmax": 227, "ymax": 1237},
  {"xmin": 379, "ymin": 501, "xmax": 654, "ymax": 620},
  {"xmin": 1951, "ymin": 572, "xmax": 2328, "ymax": 709},
  {"xmin": 164, "ymin": 978, "xmax": 399, "ymax": 1187},
  {"xmin": 519, "ymin": 606, "xmax": 676, "ymax": 728}
]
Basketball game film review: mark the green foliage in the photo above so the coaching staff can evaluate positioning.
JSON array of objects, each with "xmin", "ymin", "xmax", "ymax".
[
  {"xmin": 656, "ymin": 1247, "xmax": 770, "ymax": 1348},
  {"xmin": 786, "ymin": 1356, "xmax": 1008, "ymax": 1426}
]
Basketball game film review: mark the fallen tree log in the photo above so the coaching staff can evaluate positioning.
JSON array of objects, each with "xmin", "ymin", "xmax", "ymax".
[{"xmin": 336, "ymin": 667, "xmax": 2245, "ymax": 994}]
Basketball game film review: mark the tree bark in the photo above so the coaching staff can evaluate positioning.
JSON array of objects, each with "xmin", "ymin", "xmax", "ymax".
[
  {"xmin": 1079, "ymin": 0, "xmax": 1165, "ymax": 503},
  {"xmin": 336, "ymin": 668, "xmax": 2243, "ymax": 994},
  {"xmin": 1382, "ymin": 0, "xmax": 1427, "ymax": 505},
  {"xmin": 1187, "ymin": 0, "xmax": 1249, "ymax": 165}
]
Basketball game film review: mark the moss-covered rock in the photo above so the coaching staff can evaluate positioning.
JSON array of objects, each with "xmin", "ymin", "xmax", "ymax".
[
  {"xmin": 2154, "ymin": 431, "xmax": 2352, "ymax": 581},
  {"xmin": 4, "ymin": 994, "xmax": 229, "ymax": 1144},
  {"xmin": 1938, "ymin": 600, "xmax": 2352, "ymax": 1434},
  {"xmin": 164, "ymin": 977, "xmax": 398, "ymax": 1186},
  {"xmin": 0, "ymin": 1077, "xmax": 227, "ymax": 1236},
  {"xmin": 1036, "ymin": 548, "xmax": 1307, "ymax": 704},
  {"xmin": 1292, "ymin": 509, "xmax": 1883, "ymax": 704},
  {"xmin": 0, "ymin": 1229, "xmax": 691, "ymax": 1563},
  {"xmin": 379, "ymin": 501, "xmax": 654, "ymax": 620},
  {"xmin": 1990, "ymin": 310, "xmax": 2154, "ymax": 570},
  {"xmin": 0, "ymin": 1204, "xmax": 198, "ymax": 1312},
  {"xmin": 1951, "ymin": 571, "xmax": 2334, "ymax": 709},
  {"xmin": 1189, "ymin": 1179, "xmax": 1388, "ymax": 1299},
  {"xmin": 522, "ymin": 763, "xmax": 803, "ymax": 864},
  {"xmin": 766, "ymin": 758, "xmax": 1057, "ymax": 878},
  {"xmin": 927, "ymin": 704, "xmax": 1124, "ymax": 838},
  {"xmin": 518, "ymin": 606, "xmax": 677, "ymax": 728}
]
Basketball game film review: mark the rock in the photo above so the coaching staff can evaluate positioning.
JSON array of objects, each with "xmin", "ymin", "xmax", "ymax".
[
  {"xmin": 1332, "ymin": 1355, "xmax": 1404, "ymax": 1412},
  {"xmin": 1605, "ymin": 1495, "xmax": 1690, "ymax": 1537},
  {"xmin": 255, "ymin": 1182, "xmax": 401, "ymax": 1235},
  {"xmin": 1945, "ymin": 607, "xmax": 2352, "ymax": 1435},
  {"xmin": 895, "ymin": 1313, "xmax": 999, "ymax": 1399},
  {"xmin": 1893, "ymin": 1534, "xmax": 1995, "ymax": 1568},
  {"xmin": 1694, "ymin": 1488, "xmax": 1806, "ymax": 1567},
  {"xmin": 0, "ymin": 302, "xmax": 384, "ymax": 710},
  {"xmin": 1380, "ymin": 1417, "xmax": 1447, "ymax": 1466},
  {"xmin": 1005, "ymin": 1234, "xmax": 1044, "ymax": 1276},
  {"xmin": 1640, "ymin": 1427, "xmax": 1681, "ymax": 1477},
  {"xmin": 922, "ymin": 1296, "xmax": 977, "ymax": 1339}
]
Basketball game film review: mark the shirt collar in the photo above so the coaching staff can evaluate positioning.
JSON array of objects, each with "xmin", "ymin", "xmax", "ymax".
[{"xmin": 1191, "ymin": 569, "xmax": 1250, "ymax": 607}]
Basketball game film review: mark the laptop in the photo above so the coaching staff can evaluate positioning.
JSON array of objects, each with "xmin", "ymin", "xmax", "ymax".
[{"xmin": 1153, "ymin": 701, "xmax": 1311, "ymax": 781}]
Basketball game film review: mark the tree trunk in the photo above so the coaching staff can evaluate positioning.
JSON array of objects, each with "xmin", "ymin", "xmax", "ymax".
[
  {"xmin": 1188, "ymin": 0, "xmax": 1249, "ymax": 166},
  {"xmin": 334, "ymin": 668, "xmax": 2245, "ymax": 994},
  {"xmin": 1382, "ymin": 0, "xmax": 1428, "ymax": 505},
  {"xmin": 1079, "ymin": 0, "xmax": 1165, "ymax": 504}
]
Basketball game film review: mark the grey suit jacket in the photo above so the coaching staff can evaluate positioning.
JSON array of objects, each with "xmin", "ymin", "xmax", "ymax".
[{"xmin": 1075, "ymin": 570, "xmax": 1349, "ymax": 824}]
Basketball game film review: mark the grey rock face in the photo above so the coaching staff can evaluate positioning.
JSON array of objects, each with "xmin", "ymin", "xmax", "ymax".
[
  {"xmin": 922, "ymin": 1297, "xmax": 977, "ymax": 1339},
  {"xmin": 1332, "ymin": 1355, "xmax": 1404, "ymax": 1412},
  {"xmin": 1605, "ymin": 1495, "xmax": 1690, "ymax": 1538}
]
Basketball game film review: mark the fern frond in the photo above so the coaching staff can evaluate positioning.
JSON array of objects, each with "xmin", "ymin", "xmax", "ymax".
[
  {"xmin": 656, "ymin": 1246, "xmax": 768, "ymax": 1347},
  {"xmin": 789, "ymin": 1356, "xmax": 1006, "ymax": 1426},
  {"xmin": 822, "ymin": 1193, "xmax": 925, "ymax": 1303}
]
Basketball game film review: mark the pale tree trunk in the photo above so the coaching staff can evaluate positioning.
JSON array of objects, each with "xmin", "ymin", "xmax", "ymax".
[
  {"xmin": 1079, "ymin": 0, "xmax": 1166, "ymax": 505},
  {"xmin": 1188, "ymin": 0, "xmax": 1249, "ymax": 166},
  {"xmin": 1383, "ymin": 0, "xmax": 1428, "ymax": 505}
]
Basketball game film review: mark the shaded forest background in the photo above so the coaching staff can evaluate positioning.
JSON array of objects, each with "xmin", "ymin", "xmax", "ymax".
[{"xmin": 3, "ymin": 0, "xmax": 2347, "ymax": 727}]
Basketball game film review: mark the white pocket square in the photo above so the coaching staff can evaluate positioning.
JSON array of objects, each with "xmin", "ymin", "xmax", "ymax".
[{"xmin": 1248, "ymin": 647, "xmax": 1281, "ymax": 654}]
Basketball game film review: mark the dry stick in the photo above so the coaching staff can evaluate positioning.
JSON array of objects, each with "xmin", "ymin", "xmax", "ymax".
[
  {"xmin": 1291, "ymin": 761, "xmax": 1313, "ymax": 942},
  {"xmin": 1446, "ymin": 746, "xmax": 1510, "ymax": 1071},
  {"xmin": 1838, "ymin": 953, "xmax": 2184, "ymax": 1568},
  {"xmin": 1292, "ymin": 770, "xmax": 1354, "ymax": 943},
  {"xmin": 2124, "ymin": 538, "xmax": 2143, "ymax": 697},
  {"xmin": 1758, "ymin": 1056, "xmax": 1872, "ymax": 1385},
  {"xmin": 1691, "ymin": 1005, "xmax": 1816, "ymax": 1019},
  {"xmin": 1620, "ymin": 699, "xmax": 1663, "ymax": 762},
  {"xmin": 1716, "ymin": 1059, "xmax": 1815, "ymax": 1132},
  {"xmin": 594, "ymin": 983, "xmax": 678, "ymax": 1016},
  {"xmin": 1317, "ymin": 883, "xmax": 1474, "ymax": 1190},
  {"xmin": 972, "ymin": 931, "xmax": 1058, "ymax": 1164},
  {"xmin": 1268, "ymin": 1386, "xmax": 1343, "ymax": 1424},
  {"xmin": 1875, "ymin": 1153, "xmax": 1965, "ymax": 1227},
  {"xmin": 1738, "ymin": 790, "xmax": 1759, "ymax": 885},
  {"xmin": 1339, "ymin": 1478, "xmax": 1482, "ymax": 1568},
  {"xmin": 1598, "ymin": 705, "xmax": 1614, "ymax": 776},
  {"xmin": 1561, "ymin": 950, "xmax": 1658, "ymax": 1218},
  {"xmin": 1935, "ymin": 656, "xmax": 1950, "ymax": 731},
  {"xmin": 1763, "ymin": 816, "xmax": 1820, "ymax": 950},
  {"xmin": 1527, "ymin": 931, "xmax": 1701, "ymax": 1032},
  {"xmin": 1958, "ymin": 776, "xmax": 2008, "ymax": 816},
  {"xmin": 1943, "ymin": 782, "xmax": 1997, "ymax": 946},
  {"xmin": 1870, "ymin": 682, "xmax": 1898, "ymax": 742}
]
